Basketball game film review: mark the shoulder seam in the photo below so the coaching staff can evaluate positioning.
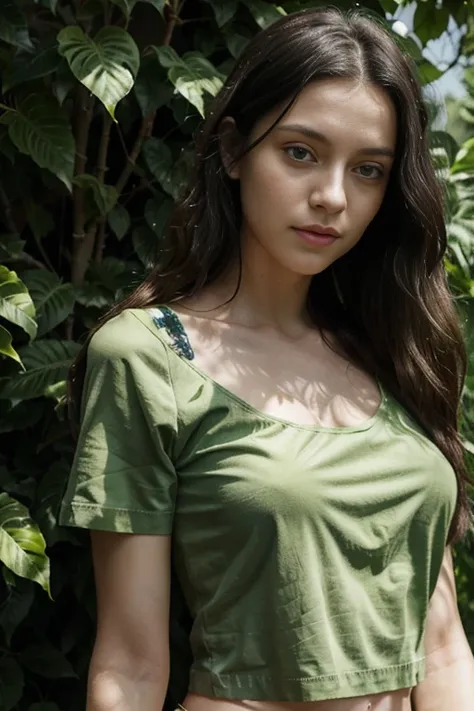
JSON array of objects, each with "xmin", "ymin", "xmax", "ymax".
[{"xmin": 129, "ymin": 309, "xmax": 180, "ymax": 437}]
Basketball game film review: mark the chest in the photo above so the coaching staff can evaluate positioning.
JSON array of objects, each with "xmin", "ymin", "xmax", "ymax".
[{"xmin": 183, "ymin": 322, "xmax": 380, "ymax": 429}]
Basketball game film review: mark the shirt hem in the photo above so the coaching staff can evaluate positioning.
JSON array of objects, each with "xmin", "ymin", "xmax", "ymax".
[
  {"xmin": 188, "ymin": 659, "xmax": 425, "ymax": 702},
  {"xmin": 58, "ymin": 502, "xmax": 173, "ymax": 534}
]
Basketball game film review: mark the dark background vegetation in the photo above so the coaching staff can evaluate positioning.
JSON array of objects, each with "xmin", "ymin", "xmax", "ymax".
[{"xmin": 0, "ymin": 0, "xmax": 473, "ymax": 708}]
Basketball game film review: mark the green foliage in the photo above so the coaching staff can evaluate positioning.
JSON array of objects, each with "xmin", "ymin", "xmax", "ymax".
[{"xmin": 0, "ymin": 0, "xmax": 472, "ymax": 708}]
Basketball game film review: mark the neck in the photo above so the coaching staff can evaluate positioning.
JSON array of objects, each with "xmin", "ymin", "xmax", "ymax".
[{"xmin": 185, "ymin": 230, "xmax": 314, "ymax": 338}]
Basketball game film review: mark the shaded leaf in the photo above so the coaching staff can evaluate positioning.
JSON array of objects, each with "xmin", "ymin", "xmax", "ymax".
[
  {"xmin": 0, "ymin": 94, "xmax": 75, "ymax": 190},
  {"xmin": 0, "ymin": 339, "xmax": 81, "ymax": 400},
  {"xmin": 108, "ymin": 204, "xmax": 131, "ymax": 240},
  {"xmin": 0, "ymin": 493, "xmax": 50, "ymax": 595},
  {"xmin": 0, "ymin": 657, "xmax": 24, "ymax": 711},
  {"xmin": 73, "ymin": 174, "xmax": 118, "ymax": 216},
  {"xmin": 25, "ymin": 201, "xmax": 55, "ymax": 241},
  {"xmin": 138, "ymin": 0, "xmax": 165, "ymax": 14},
  {"xmin": 417, "ymin": 59, "xmax": 443, "ymax": 86},
  {"xmin": 0, "ymin": 400, "xmax": 43, "ymax": 434},
  {"xmin": 0, "ymin": 4, "xmax": 33, "ymax": 50},
  {"xmin": 20, "ymin": 643, "xmax": 77, "ymax": 679},
  {"xmin": 22, "ymin": 270, "xmax": 76, "ymax": 337},
  {"xmin": 430, "ymin": 130, "xmax": 459, "ymax": 168},
  {"xmin": 143, "ymin": 136, "xmax": 173, "ymax": 188},
  {"xmin": 205, "ymin": 0, "xmax": 238, "ymax": 26},
  {"xmin": 29, "ymin": 705, "xmax": 62, "ymax": 711},
  {"xmin": 2, "ymin": 40, "xmax": 60, "ymax": 93},
  {"xmin": 133, "ymin": 55, "xmax": 173, "ymax": 116},
  {"xmin": 57, "ymin": 26, "xmax": 140, "ymax": 120},
  {"xmin": 35, "ymin": 461, "xmax": 78, "ymax": 547},
  {"xmin": 414, "ymin": 3, "xmax": 449, "ymax": 45},
  {"xmin": 0, "ymin": 576, "xmax": 34, "ymax": 644},
  {"xmin": 133, "ymin": 223, "xmax": 164, "ymax": 268},
  {"xmin": 0, "ymin": 233, "xmax": 26, "ymax": 261},
  {"xmin": 144, "ymin": 196, "xmax": 172, "ymax": 236},
  {"xmin": 0, "ymin": 125, "xmax": 17, "ymax": 162}
]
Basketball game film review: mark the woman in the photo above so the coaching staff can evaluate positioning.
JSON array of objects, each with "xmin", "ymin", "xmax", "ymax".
[{"xmin": 59, "ymin": 7, "xmax": 474, "ymax": 711}]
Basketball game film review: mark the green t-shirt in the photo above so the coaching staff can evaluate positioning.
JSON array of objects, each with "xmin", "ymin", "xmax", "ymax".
[{"xmin": 59, "ymin": 307, "xmax": 457, "ymax": 703}]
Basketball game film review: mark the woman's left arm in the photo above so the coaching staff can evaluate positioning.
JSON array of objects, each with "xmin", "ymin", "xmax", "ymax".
[{"xmin": 411, "ymin": 546, "xmax": 474, "ymax": 710}]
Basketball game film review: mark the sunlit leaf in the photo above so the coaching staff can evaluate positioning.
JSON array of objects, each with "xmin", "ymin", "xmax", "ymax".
[
  {"xmin": 154, "ymin": 47, "xmax": 224, "ymax": 117},
  {"xmin": 0, "ymin": 492, "xmax": 50, "ymax": 595},
  {"xmin": 0, "ymin": 265, "xmax": 37, "ymax": 340},
  {"xmin": 0, "ymin": 324, "xmax": 22, "ymax": 364},
  {"xmin": 57, "ymin": 26, "xmax": 140, "ymax": 120}
]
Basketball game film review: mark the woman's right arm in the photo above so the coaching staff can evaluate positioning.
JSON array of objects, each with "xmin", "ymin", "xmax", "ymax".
[{"xmin": 86, "ymin": 530, "xmax": 172, "ymax": 711}]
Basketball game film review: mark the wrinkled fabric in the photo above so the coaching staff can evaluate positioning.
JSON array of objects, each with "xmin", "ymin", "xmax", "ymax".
[{"xmin": 59, "ymin": 309, "xmax": 457, "ymax": 702}]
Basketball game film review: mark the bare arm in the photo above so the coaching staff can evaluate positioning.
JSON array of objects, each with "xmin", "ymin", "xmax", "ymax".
[
  {"xmin": 411, "ymin": 547, "xmax": 474, "ymax": 711},
  {"xmin": 86, "ymin": 531, "xmax": 172, "ymax": 711}
]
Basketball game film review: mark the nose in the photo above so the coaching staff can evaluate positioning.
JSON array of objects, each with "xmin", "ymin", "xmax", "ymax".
[{"xmin": 308, "ymin": 167, "xmax": 347, "ymax": 214}]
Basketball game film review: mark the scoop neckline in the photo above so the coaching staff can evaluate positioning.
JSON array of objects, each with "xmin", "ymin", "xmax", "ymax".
[{"xmin": 140, "ymin": 307, "xmax": 388, "ymax": 435}]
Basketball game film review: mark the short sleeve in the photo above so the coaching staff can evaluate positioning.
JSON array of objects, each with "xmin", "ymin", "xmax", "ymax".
[{"xmin": 59, "ymin": 310, "xmax": 178, "ymax": 534}]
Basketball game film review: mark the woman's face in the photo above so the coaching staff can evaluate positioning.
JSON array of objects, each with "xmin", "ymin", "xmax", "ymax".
[{"xmin": 227, "ymin": 78, "xmax": 397, "ymax": 277}]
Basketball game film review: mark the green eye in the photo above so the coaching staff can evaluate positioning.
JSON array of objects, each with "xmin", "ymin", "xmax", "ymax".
[
  {"xmin": 286, "ymin": 146, "xmax": 312, "ymax": 162},
  {"xmin": 357, "ymin": 165, "xmax": 384, "ymax": 179}
]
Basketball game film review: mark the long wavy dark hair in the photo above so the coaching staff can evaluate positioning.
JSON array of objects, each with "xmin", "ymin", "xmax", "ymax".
[{"xmin": 70, "ymin": 6, "xmax": 471, "ymax": 541}]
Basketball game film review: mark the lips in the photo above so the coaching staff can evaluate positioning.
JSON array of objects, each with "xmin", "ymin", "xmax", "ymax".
[
  {"xmin": 293, "ymin": 227, "xmax": 339, "ymax": 247},
  {"xmin": 297, "ymin": 225, "xmax": 341, "ymax": 238}
]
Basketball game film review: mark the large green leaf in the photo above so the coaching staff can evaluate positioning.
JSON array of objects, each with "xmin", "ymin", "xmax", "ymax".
[
  {"xmin": 242, "ymin": 0, "xmax": 286, "ymax": 28},
  {"xmin": 0, "ymin": 94, "xmax": 75, "ymax": 190},
  {"xmin": 29, "ymin": 704, "xmax": 61, "ymax": 711},
  {"xmin": 143, "ymin": 136, "xmax": 173, "ymax": 189},
  {"xmin": 133, "ymin": 55, "xmax": 173, "ymax": 116},
  {"xmin": 154, "ymin": 47, "xmax": 224, "ymax": 117},
  {"xmin": 57, "ymin": 26, "xmax": 140, "ymax": 120},
  {"xmin": 0, "ymin": 493, "xmax": 50, "ymax": 595},
  {"xmin": 2, "ymin": 40, "xmax": 61, "ymax": 93},
  {"xmin": 133, "ymin": 224, "xmax": 163, "ymax": 269},
  {"xmin": 205, "ymin": 0, "xmax": 238, "ymax": 26},
  {"xmin": 22, "ymin": 270, "xmax": 76, "ymax": 337},
  {"xmin": 413, "ymin": 3, "xmax": 449, "ymax": 45},
  {"xmin": 0, "ymin": 4, "xmax": 33, "ymax": 50},
  {"xmin": 107, "ymin": 203, "xmax": 131, "ymax": 241},
  {"xmin": 0, "ymin": 266, "xmax": 37, "ymax": 340},
  {"xmin": 0, "ymin": 657, "xmax": 24, "ymax": 711},
  {"xmin": 0, "ymin": 324, "xmax": 22, "ymax": 364},
  {"xmin": 144, "ymin": 196, "xmax": 172, "ymax": 237},
  {"xmin": 73, "ymin": 174, "xmax": 118, "ymax": 216},
  {"xmin": 0, "ymin": 339, "xmax": 80, "ymax": 400}
]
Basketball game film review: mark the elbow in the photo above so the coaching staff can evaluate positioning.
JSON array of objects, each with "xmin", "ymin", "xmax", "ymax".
[{"xmin": 87, "ymin": 651, "xmax": 170, "ymax": 711}]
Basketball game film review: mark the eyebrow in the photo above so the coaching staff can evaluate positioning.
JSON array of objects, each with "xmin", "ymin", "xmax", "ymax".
[{"xmin": 275, "ymin": 123, "xmax": 396, "ymax": 159}]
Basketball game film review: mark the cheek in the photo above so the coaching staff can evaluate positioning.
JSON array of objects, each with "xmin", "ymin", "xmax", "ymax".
[{"xmin": 239, "ymin": 152, "xmax": 293, "ymax": 217}]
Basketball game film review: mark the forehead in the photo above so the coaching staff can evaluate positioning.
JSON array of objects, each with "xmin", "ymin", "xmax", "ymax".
[{"xmin": 261, "ymin": 78, "xmax": 397, "ymax": 150}]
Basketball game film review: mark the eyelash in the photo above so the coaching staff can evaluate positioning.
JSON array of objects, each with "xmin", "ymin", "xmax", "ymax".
[{"xmin": 283, "ymin": 146, "xmax": 385, "ymax": 180}]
